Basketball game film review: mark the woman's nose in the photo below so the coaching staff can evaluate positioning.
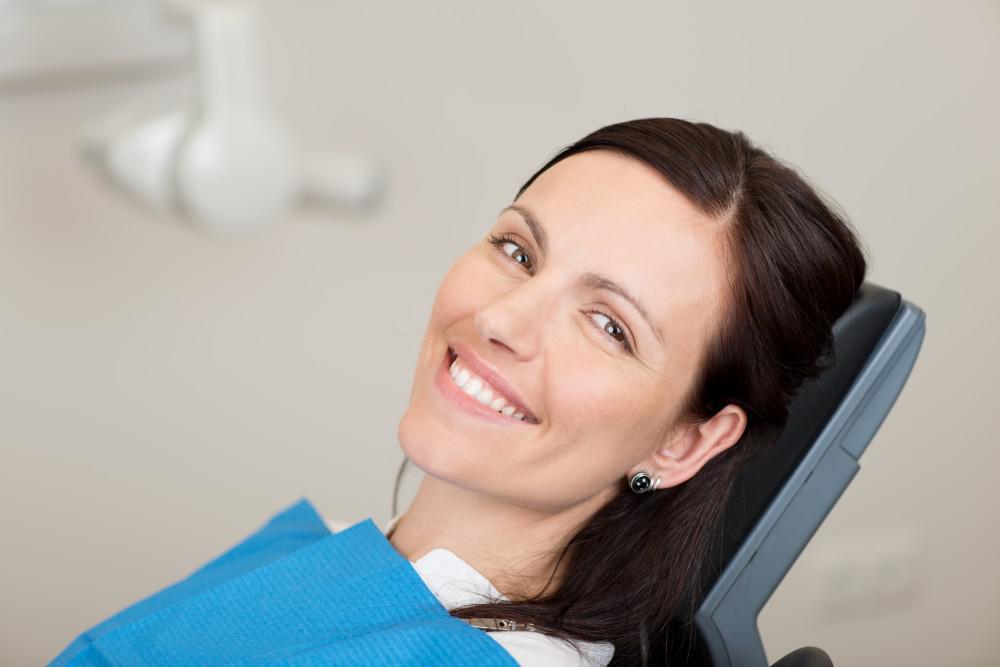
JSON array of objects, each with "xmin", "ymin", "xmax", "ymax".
[{"xmin": 473, "ymin": 281, "xmax": 549, "ymax": 360}]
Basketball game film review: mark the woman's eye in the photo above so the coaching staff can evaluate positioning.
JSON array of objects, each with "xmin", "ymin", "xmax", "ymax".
[
  {"xmin": 487, "ymin": 233, "xmax": 534, "ymax": 271},
  {"xmin": 587, "ymin": 310, "xmax": 633, "ymax": 353}
]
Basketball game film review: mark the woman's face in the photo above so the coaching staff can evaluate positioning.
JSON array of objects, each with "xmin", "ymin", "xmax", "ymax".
[{"xmin": 397, "ymin": 149, "xmax": 732, "ymax": 513}]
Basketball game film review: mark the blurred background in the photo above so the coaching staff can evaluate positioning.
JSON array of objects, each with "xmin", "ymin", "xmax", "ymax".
[{"xmin": 1, "ymin": 0, "xmax": 997, "ymax": 664}]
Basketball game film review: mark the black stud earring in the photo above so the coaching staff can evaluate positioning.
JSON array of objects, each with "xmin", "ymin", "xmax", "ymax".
[{"xmin": 630, "ymin": 472, "xmax": 658, "ymax": 494}]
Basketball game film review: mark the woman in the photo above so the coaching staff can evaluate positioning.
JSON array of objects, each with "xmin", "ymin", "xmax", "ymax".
[
  {"xmin": 387, "ymin": 117, "xmax": 867, "ymax": 665},
  {"xmin": 54, "ymin": 117, "xmax": 867, "ymax": 667}
]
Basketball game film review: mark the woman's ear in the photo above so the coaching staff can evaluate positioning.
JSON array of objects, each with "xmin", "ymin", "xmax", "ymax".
[{"xmin": 651, "ymin": 404, "xmax": 747, "ymax": 488}]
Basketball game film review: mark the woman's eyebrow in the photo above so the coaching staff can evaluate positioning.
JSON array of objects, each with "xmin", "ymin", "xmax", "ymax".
[
  {"xmin": 500, "ymin": 204, "xmax": 665, "ymax": 346},
  {"xmin": 503, "ymin": 204, "xmax": 549, "ymax": 256}
]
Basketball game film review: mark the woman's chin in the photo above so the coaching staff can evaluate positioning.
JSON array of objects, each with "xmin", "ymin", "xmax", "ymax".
[{"xmin": 397, "ymin": 406, "xmax": 459, "ymax": 477}]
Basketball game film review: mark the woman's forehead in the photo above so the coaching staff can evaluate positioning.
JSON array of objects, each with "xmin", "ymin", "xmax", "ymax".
[
  {"xmin": 507, "ymin": 151, "xmax": 729, "ymax": 360},
  {"xmin": 517, "ymin": 150, "xmax": 715, "ymax": 228}
]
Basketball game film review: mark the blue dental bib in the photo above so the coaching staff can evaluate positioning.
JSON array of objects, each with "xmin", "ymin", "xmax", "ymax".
[{"xmin": 50, "ymin": 498, "xmax": 518, "ymax": 666}]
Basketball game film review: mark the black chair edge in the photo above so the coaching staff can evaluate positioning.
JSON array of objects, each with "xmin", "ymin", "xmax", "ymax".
[{"xmin": 770, "ymin": 646, "xmax": 834, "ymax": 667}]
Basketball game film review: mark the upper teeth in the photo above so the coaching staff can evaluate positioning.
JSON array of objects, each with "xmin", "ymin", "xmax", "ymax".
[{"xmin": 449, "ymin": 356, "xmax": 529, "ymax": 421}]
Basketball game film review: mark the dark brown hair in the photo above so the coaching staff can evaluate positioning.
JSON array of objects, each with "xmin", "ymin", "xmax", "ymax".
[{"xmin": 425, "ymin": 118, "xmax": 868, "ymax": 665}]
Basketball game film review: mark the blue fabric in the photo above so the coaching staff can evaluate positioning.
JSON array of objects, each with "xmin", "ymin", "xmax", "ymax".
[{"xmin": 50, "ymin": 498, "xmax": 519, "ymax": 666}]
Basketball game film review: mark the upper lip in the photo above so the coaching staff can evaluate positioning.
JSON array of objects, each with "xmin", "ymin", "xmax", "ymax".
[{"xmin": 448, "ymin": 340, "xmax": 540, "ymax": 423}]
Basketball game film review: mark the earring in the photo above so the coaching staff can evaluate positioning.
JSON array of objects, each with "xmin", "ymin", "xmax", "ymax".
[{"xmin": 629, "ymin": 472, "xmax": 663, "ymax": 494}]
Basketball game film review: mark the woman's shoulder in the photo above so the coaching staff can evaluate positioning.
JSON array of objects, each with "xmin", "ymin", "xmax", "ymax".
[{"xmin": 489, "ymin": 630, "xmax": 615, "ymax": 667}]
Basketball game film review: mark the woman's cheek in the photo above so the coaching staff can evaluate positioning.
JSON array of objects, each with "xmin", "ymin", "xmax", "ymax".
[{"xmin": 554, "ymin": 359, "xmax": 627, "ymax": 424}]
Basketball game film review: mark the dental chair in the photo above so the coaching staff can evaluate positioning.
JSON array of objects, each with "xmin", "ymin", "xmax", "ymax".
[{"xmin": 667, "ymin": 282, "xmax": 927, "ymax": 667}]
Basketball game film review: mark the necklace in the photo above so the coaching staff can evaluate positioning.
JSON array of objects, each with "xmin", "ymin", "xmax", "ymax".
[{"xmin": 463, "ymin": 617, "xmax": 538, "ymax": 632}]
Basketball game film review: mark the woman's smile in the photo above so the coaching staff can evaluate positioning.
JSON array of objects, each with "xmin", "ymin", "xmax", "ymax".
[{"xmin": 434, "ymin": 344, "xmax": 541, "ymax": 426}]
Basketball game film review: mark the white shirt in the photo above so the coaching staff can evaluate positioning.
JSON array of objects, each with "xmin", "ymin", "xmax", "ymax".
[{"xmin": 324, "ymin": 515, "xmax": 615, "ymax": 667}]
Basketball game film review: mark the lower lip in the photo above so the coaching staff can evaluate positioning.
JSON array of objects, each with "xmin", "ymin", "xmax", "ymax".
[{"xmin": 434, "ymin": 347, "xmax": 536, "ymax": 426}]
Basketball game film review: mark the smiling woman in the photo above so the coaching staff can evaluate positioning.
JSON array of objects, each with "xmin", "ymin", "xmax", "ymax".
[
  {"xmin": 392, "ymin": 118, "xmax": 868, "ymax": 666},
  {"xmin": 49, "ymin": 117, "xmax": 866, "ymax": 667}
]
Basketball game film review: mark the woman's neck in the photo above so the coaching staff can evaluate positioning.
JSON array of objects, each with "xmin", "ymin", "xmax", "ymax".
[{"xmin": 387, "ymin": 474, "xmax": 611, "ymax": 600}]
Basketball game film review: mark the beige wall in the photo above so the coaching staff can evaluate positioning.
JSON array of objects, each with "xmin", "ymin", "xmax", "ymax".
[{"xmin": 2, "ymin": 1, "xmax": 997, "ymax": 664}]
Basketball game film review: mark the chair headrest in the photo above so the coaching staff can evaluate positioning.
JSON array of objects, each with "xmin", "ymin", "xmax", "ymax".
[{"xmin": 715, "ymin": 282, "xmax": 902, "ymax": 571}]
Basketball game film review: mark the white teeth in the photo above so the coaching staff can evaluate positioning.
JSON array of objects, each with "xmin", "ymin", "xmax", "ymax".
[
  {"xmin": 463, "ymin": 377, "xmax": 483, "ymax": 396},
  {"xmin": 448, "ymin": 355, "xmax": 534, "ymax": 421}
]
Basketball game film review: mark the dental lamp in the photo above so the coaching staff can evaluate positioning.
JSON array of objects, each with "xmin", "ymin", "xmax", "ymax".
[{"xmin": 82, "ymin": 1, "xmax": 383, "ymax": 236}]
